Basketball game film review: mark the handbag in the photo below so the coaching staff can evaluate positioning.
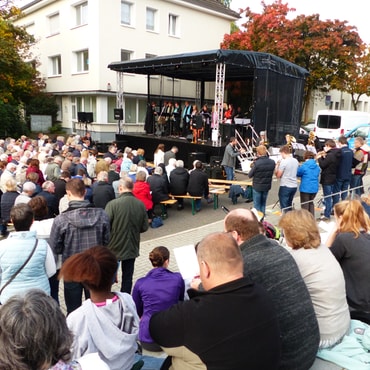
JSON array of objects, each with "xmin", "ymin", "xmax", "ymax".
[
  {"xmin": 151, "ymin": 216, "xmax": 163, "ymax": 228},
  {"xmin": 0, "ymin": 239, "xmax": 38, "ymax": 295}
]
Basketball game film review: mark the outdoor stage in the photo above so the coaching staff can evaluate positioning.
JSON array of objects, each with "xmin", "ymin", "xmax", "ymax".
[{"xmin": 115, "ymin": 133, "xmax": 225, "ymax": 169}]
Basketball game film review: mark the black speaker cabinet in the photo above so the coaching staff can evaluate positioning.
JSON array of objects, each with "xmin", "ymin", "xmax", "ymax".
[
  {"xmin": 77, "ymin": 112, "xmax": 86, "ymax": 122},
  {"xmin": 114, "ymin": 108, "xmax": 123, "ymax": 120},
  {"xmin": 85, "ymin": 112, "xmax": 94, "ymax": 123}
]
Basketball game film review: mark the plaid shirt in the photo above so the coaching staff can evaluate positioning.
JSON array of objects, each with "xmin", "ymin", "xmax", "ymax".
[{"xmin": 49, "ymin": 205, "xmax": 110, "ymax": 263}]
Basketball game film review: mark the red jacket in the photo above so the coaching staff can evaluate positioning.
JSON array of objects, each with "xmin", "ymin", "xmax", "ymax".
[{"xmin": 133, "ymin": 181, "xmax": 153, "ymax": 210}]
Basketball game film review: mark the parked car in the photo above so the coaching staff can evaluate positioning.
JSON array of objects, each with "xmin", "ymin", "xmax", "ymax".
[
  {"xmin": 298, "ymin": 126, "xmax": 309, "ymax": 145},
  {"xmin": 344, "ymin": 123, "xmax": 370, "ymax": 149},
  {"xmin": 301, "ymin": 122, "xmax": 314, "ymax": 132}
]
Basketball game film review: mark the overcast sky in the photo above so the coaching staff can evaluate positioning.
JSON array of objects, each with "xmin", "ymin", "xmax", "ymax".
[{"xmin": 230, "ymin": 0, "xmax": 369, "ymax": 44}]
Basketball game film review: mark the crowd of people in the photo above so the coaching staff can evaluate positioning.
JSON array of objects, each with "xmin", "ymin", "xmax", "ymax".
[{"xmin": 0, "ymin": 130, "xmax": 370, "ymax": 369}]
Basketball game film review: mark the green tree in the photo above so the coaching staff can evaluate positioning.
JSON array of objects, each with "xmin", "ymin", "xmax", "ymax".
[
  {"xmin": 0, "ymin": 2, "xmax": 46, "ymax": 136},
  {"xmin": 221, "ymin": 0, "xmax": 365, "ymax": 121}
]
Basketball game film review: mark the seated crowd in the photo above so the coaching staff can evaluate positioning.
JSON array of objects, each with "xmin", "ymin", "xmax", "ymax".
[{"xmin": 0, "ymin": 132, "xmax": 369, "ymax": 369}]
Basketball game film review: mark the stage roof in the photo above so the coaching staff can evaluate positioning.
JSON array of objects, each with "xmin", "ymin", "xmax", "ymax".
[{"xmin": 108, "ymin": 49, "xmax": 309, "ymax": 81}]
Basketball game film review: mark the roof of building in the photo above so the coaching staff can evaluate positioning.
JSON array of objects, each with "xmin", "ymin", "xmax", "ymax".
[
  {"xmin": 187, "ymin": 0, "xmax": 240, "ymax": 18},
  {"xmin": 108, "ymin": 49, "xmax": 309, "ymax": 81},
  {"xmin": 20, "ymin": 0, "xmax": 239, "ymax": 18}
]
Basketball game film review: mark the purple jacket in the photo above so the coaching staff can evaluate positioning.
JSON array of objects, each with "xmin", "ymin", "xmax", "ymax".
[{"xmin": 132, "ymin": 267, "xmax": 184, "ymax": 343}]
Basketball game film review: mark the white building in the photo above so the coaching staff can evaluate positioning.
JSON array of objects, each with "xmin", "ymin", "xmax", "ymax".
[
  {"xmin": 16, "ymin": 0, "xmax": 238, "ymax": 142},
  {"xmin": 306, "ymin": 89, "xmax": 370, "ymax": 122}
]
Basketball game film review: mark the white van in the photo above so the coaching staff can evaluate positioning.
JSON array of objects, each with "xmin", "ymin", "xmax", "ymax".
[{"xmin": 314, "ymin": 110, "xmax": 370, "ymax": 143}]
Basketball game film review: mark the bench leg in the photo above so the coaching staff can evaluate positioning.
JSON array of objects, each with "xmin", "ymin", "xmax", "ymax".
[
  {"xmin": 213, "ymin": 194, "xmax": 218, "ymax": 209},
  {"xmin": 191, "ymin": 199, "xmax": 196, "ymax": 215},
  {"xmin": 161, "ymin": 205, "xmax": 168, "ymax": 219}
]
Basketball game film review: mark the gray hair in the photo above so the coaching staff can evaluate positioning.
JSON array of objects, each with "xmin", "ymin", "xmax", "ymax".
[
  {"xmin": 97, "ymin": 170, "xmax": 108, "ymax": 182},
  {"xmin": 154, "ymin": 166, "xmax": 163, "ymax": 175},
  {"xmin": 119, "ymin": 176, "xmax": 134, "ymax": 191},
  {"xmin": 0, "ymin": 289, "xmax": 73, "ymax": 369},
  {"xmin": 175, "ymin": 160, "xmax": 184, "ymax": 168}
]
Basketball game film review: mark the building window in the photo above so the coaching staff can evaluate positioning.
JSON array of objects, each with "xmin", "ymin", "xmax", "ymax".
[
  {"xmin": 75, "ymin": 49, "xmax": 89, "ymax": 72},
  {"xmin": 48, "ymin": 13, "xmax": 59, "ymax": 35},
  {"xmin": 121, "ymin": 1, "xmax": 132, "ymax": 25},
  {"xmin": 146, "ymin": 7, "xmax": 157, "ymax": 31},
  {"xmin": 168, "ymin": 14, "xmax": 178, "ymax": 36},
  {"xmin": 49, "ymin": 55, "xmax": 62, "ymax": 76},
  {"xmin": 75, "ymin": 2, "xmax": 88, "ymax": 26},
  {"xmin": 145, "ymin": 53, "xmax": 157, "ymax": 59},
  {"xmin": 121, "ymin": 49, "xmax": 133, "ymax": 62}
]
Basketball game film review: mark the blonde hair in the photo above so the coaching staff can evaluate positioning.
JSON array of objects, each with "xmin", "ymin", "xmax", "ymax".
[
  {"xmin": 256, "ymin": 145, "xmax": 267, "ymax": 156},
  {"xmin": 279, "ymin": 209, "xmax": 321, "ymax": 249},
  {"xmin": 334, "ymin": 199, "xmax": 370, "ymax": 237}
]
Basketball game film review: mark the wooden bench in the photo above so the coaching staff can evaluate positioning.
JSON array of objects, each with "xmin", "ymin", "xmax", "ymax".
[
  {"xmin": 169, "ymin": 194, "xmax": 202, "ymax": 215},
  {"xmin": 159, "ymin": 199, "xmax": 178, "ymax": 218},
  {"xmin": 209, "ymin": 188, "xmax": 226, "ymax": 209},
  {"xmin": 208, "ymin": 178, "xmax": 253, "ymax": 205},
  {"xmin": 208, "ymin": 178, "xmax": 253, "ymax": 187}
]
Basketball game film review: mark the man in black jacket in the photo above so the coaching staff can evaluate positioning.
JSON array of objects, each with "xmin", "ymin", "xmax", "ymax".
[
  {"xmin": 169, "ymin": 160, "xmax": 189, "ymax": 210},
  {"xmin": 187, "ymin": 161, "xmax": 212, "ymax": 212},
  {"xmin": 248, "ymin": 145, "xmax": 275, "ymax": 216},
  {"xmin": 150, "ymin": 232, "xmax": 281, "ymax": 370},
  {"xmin": 317, "ymin": 139, "xmax": 341, "ymax": 221}
]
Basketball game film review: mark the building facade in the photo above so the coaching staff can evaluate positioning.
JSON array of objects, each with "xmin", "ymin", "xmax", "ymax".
[{"xmin": 16, "ymin": 0, "xmax": 238, "ymax": 142}]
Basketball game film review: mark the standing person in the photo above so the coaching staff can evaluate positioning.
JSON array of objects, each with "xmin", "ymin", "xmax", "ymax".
[
  {"xmin": 149, "ymin": 232, "xmax": 281, "ymax": 370},
  {"xmin": 163, "ymin": 146, "xmax": 178, "ymax": 166},
  {"xmin": 49, "ymin": 179, "xmax": 110, "ymax": 314},
  {"xmin": 0, "ymin": 204, "xmax": 56, "ymax": 304},
  {"xmin": 105, "ymin": 177, "xmax": 149, "ymax": 294},
  {"xmin": 153, "ymin": 143, "xmax": 165, "ymax": 167},
  {"xmin": 172, "ymin": 102, "xmax": 182, "ymax": 136},
  {"xmin": 221, "ymin": 136, "xmax": 244, "ymax": 180},
  {"xmin": 0, "ymin": 178, "xmax": 19, "ymax": 237},
  {"xmin": 133, "ymin": 171, "xmax": 154, "ymax": 222},
  {"xmin": 275, "ymin": 145, "xmax": 299, "ymax": 213},
  {"xmin": 38, "ymin": 180, "xmax": 59, "ymax": 218},
  {"xmin": 224, "ymin": 208, "xmax": 320, "ymax": 370},
  {"xmin": 92, "ymin": 171, "xmax": 115, "ymax": 209},
  {"xmin": 317, "ymin": 139, "xmax": 341, "ymax": 221},
  {"xmin": 45, "ymin": 156, "xmax": 63, "ymax": 182},
  {"xmin": 132, "ymin": 246, "xmax": 184, "ymax": 352},
  {"xmin": 333, "ymin": 136, "xmax": 353, "ymax": 205},
  {"xmin": 326, "ymin": 199, "xmax": 370, "ymax": 315},
  {"xmin": 60, "ymin": 247, "xmax": 140, "ymax": 370},
  {"xmin": 279, "ymin": 209, "xmax": 350, "ymax": 349},
  {"xmin": 351, "ymin": 136, "xmax": 369, "ymax": 196},
  {"xmin": 297, "ymin": 151, "xmax": 320, "ymax": 216},
  {"xmin": 181, "ymin": 101, "xmax": 192, "ymax": 137},
  {"xmin": 247, "ymin": 145, "xmax": 275, "ymax": 216},
  {"xmin": 144, "ymin": 102, "xmax": 157, "ymax": 134},
  {"xmin": 200, "ymin": 103, "xmax": 212, "ymax": 141}
]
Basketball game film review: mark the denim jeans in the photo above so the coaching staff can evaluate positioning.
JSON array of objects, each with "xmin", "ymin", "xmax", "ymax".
[
  {"xmin": 322, "ymin": 184, "xmax": 334, "ymax": 218},
  {"xmin": 64, "ymin": 281, "xmax": 90, "ymax": 314},
  {"xmin": 350, "ymin": 174, "xmax": 363, "ymax": 196},
  {"xmin": 223, "ymin": 166, "xmax": 234, "ymax": 180},
  {"xmin": 333, "ymin": 178, "xmax": 350, "ymax": 205},
  {"xmin": 278, "ymin": 186, "xmax": 297, "ymax": 213},
  {"xmin": 253, "ymin": 189, "xmax": 268, "ymax": 216}
]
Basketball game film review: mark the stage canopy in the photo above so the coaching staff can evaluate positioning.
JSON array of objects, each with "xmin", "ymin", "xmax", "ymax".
[{"xmin": 108, "ymin": 49, "xmax": 309, "ymax": 145}]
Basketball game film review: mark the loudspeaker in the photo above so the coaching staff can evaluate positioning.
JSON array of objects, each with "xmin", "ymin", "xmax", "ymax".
[
  {"xmin": 114, "ymin": 108, "xmax": 123, "ymax": 120},
  {"xmin": 77, "ymin": 112, "xmax": 86, "ymax": 122},
  {"xmin": 85, "ymin": 112, "xmax": 94, "ymax": 123},
  {"xmin": 209, "ymin": 156, "xmax": 223, "ymax": 167}
]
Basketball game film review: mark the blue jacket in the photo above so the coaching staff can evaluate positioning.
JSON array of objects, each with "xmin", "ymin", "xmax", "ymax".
[
  {"xmin": 337, "ymin": 146, "xmax": 353, "ymax": 180},
  {"xmin": 0, "ymin": 231, "xmax": 50, "ymax": 304},
  {"xmin": 297, "ymin": 159, "xmax": 320, "ymax": 194}
]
